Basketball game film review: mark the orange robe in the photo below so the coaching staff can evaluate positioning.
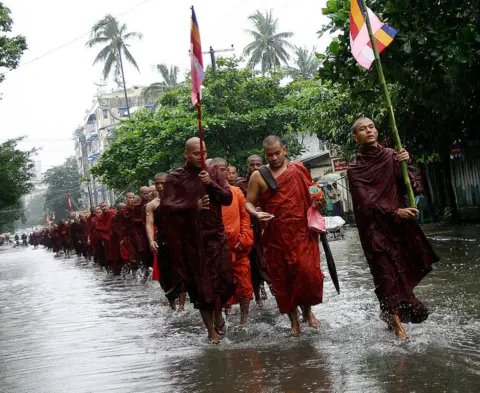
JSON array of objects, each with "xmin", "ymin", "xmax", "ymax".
[
  {"xmin": 259, "ymin": 162, "xmax": 324, "ymax": 314},
  {"xmin": 222, "ymin": 186, "xmax": 254, "ymax": 304}
]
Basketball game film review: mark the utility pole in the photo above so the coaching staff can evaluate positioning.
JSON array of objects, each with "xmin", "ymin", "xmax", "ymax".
[{"xmin": 201, "ymin": 45, "xmax": 235, "ymax": 80}]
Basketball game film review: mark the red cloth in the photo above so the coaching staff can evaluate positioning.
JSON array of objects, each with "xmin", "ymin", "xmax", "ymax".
[
  {"xmin": 96, "ymin": 210, "xmax": 119, "ymax": 262},
  {"xmin": 347, "ymin": 144, "xmax": 440, "ymax": 323},
  {"xmin": 259, "ymin": 162, "xmax": 324, "ymax": 314},
  {"xmin": 87, "ymin": 215, "xmax": 98, "ymax": 257},
  {"xmin": 237, "ymin": 176, "xmax": 270, "ymax": 285},
  {"xmin": 161, "ymin": 165, "xmax": 234, "ymax": 310},
  {"xmin": 223, "ymin": 186, "xmax": 254, "ymax": 304}
]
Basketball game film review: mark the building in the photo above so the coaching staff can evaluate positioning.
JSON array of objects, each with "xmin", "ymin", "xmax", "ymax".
[
  {"xmin": 73, "ymin": 86, "xmax": 153, "ymax": 209},
  {"xmin": 296, "ymin": 133, "xmax": 352, "ymax": 213}
]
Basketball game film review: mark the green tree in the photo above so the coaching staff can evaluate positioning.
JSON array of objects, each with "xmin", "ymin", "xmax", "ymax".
[
  {"xmin": 244, "ymin": 10, "xmax": 294, "ymax": 74},
  {"xmin": 43, "ymin": 157, "xmax": 82, "ymax": 222},
  {"xmin": 0, "ymin": 3, "xmax": 27, "ymax": 85},
  {"xmin": 316, "ymin": 0, "xmax": 480, "ymax": 221},
  {"xmin": 86, "ymin": 14, "xmax": 143, "ymax": 117},
  {"xmin": 0, "ymin": 138, "xmax": 35, "ymax": 232},
  {"xmin": 284, "ymin": 46, "xmax": 320, "ymax": 80},
  {"xmin": 142, "ymin": 64, "xmax": 180, "ymax": 98},
  {"xmin": 90, "ymin": 58, "xmax": 303, "ymax": 189}
]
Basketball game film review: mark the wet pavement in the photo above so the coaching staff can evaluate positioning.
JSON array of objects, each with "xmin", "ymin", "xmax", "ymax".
[{"xmin": 0, "ymin": 225, "xmax": 479, "ymax": 393}]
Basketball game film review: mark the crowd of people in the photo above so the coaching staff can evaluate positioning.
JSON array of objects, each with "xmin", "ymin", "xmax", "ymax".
[{"xmin": 23, "ymin": 121, "xmax": 439, "ymax": 343}]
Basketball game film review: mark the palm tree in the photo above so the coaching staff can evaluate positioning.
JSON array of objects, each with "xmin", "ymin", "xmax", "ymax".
[
  {"xmin": 142, "ymin": 64, "xmax": 180, "ymax": 101},
  {"xmin": 243, "ymin": 10, "xmax": 294, "ymax": 74},
  {"xmin": 285, "ymin": 46, "xmax": 320, "ymax": 80},
  {"xmin": 86, "ymin": 14, "xmax": 143, "ymax": 117}
]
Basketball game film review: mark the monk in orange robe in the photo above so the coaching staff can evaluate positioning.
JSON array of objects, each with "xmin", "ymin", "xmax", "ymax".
[
  {"xmin": 246, "ymin": 135, "xmax": 324, "ymax": 334},
  {"xmin": 212, "ymin": 159, "xmax": 254, "ymax": 325}
]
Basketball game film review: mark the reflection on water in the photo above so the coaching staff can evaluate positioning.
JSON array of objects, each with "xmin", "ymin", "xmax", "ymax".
[{"xmin": 0, "ymin": 225, "xmax": 479, "ymax": 393}]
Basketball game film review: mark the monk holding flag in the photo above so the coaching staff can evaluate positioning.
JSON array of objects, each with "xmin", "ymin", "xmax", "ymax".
[
  {"xmin": 161, "ymin": 137, "xmax": 234, "ymax": 344},
  {"xmin": 348, "ymin": 118, "xmax": 439, "ymax": 339},
  {"xmin": 246, "ymin": 136, "xmax": 324, "ymax": 334}
]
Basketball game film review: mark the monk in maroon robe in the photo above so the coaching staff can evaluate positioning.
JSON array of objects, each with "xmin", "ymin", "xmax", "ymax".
[
  {"xmin": 246, "ymin": 136, "xmax": 324, "ymax": 334},
  {"xmin": 348, "ymin": 118, "xmax": 439, "ymax": 339},
  {"xmin": 87, "ymin": 208, "xmax": 99, "ymax": 263},
  {"xmin": 133, "ymin": 192, "xmax": 153, "ymax": 282},
  {"xmin": 96, "ymin": 202, "xmax": 121, "ymax": 274},
  {"xmin": 76, "ymin": 214, "xmax": 89, "ymax": 258},
  {"xmin": 237, "ymin": 154, "xmax": 270, "ymax": 306},
  {"xmin": 161, "ymin": 137, "xmax": 234, "ymax": 344}
]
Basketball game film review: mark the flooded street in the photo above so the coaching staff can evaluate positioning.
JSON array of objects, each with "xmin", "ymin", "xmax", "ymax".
[{"xmin": 1, "ymin": 226, "xmax": 479, "ymax": 393}]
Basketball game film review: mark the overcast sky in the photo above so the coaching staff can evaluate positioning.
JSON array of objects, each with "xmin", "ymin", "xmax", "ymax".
[{"xmin": 0, "ymin": 0, "xmax": 330, "ymax": 173}]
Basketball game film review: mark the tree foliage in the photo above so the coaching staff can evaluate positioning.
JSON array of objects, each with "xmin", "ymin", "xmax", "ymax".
[
  {"xmin": 284, "ymin": 46, "xmax": 320, "ymax": 80},
  {"xmin": 316, "ymin": 0, "xmax": 480, "ymax": 158},
  {"xmin": 86, "ymin": 14, "xmax": 142, "ymax": 81},
  {"xmin": 90, "ymin": 57, "xmax": 303, "ymax": 189},
  {"xmin": 244, "ymin": 10, "xmax": 294, "ymax": 74},
  {"xmin": 0, "ymin": 3, "xmax": 27, "ymax": 85},
  {"xmin": 0, "ymin": 138, "xmax": 35, "ymax": 232},
  {"xmin": 43, "ymin": 157, "xmax": 82, "ymax": 222}
]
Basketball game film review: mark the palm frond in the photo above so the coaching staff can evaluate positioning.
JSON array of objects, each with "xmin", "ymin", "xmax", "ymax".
[
  {"xmin": 122, "ymin": 45, "xmax": 140, "ymax": 72},
  {"xmin": 92, "ymin": 45, "xmax": 113, "ymax": 65},
  {"xmin": 102, "ymin": 52, "xmax": 117, "ymax": 80}
]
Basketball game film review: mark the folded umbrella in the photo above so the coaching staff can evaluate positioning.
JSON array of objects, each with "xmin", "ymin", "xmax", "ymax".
[{"xmin": 320, "ymin": 233, "xmax": 340, "ymax": 294}]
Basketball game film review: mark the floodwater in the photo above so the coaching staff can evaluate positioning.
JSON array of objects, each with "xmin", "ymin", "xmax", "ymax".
[{"xmin": 0, "ymin": 225, "xmax": 479, "ymax": 393}]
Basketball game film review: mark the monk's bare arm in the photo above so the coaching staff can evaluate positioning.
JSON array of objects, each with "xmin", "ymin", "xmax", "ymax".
[
  {"xmin": 245, "ymin": 171, "xmax": 261, "ymax": 216},
  {"xmin": 246, "ymin": 172, "xmax": 273, "ymax": 222},
  {"xmin": 145, "ymin": 200, "xmax": 158, "ymax": 249}
]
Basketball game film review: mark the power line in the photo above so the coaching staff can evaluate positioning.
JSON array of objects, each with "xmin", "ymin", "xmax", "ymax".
[{"xmin": 3, "ymin": 0, "xmax": 156, "ymax": 74}]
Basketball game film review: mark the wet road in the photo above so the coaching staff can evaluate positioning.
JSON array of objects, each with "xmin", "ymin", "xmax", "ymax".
[{"xmin": 1, "ymin": 225, "xmax": 479, "ymax": 393}]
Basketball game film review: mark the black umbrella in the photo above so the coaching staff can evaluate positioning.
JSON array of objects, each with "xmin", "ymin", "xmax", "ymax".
[{"xmin": 320, "ymin": 233, "xmax": 340, "ymax": 294}]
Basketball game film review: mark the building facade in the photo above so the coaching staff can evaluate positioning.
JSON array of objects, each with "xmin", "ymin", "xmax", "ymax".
[{"xmin": 73, "ymin": 86, "xmax": 153, "ymax": 210}]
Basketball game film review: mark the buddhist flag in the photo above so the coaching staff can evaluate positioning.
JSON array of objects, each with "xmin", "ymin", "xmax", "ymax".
[
  {"xmin": 66, "ymin": 192, "xmax": 72, "ymax": 209},
  {"xmin": 350, "ymin": 0, "xmax": 397, "ymax": 69},
  {"xmin": 190, "ymin": 6, "xmax": 204, "ymax": 105}
]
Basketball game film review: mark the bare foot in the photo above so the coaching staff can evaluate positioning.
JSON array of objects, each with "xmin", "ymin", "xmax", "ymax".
[
  {"xmin": 208, "ymin": 331, "xmax": 220, "ymax": 344},
  {"xmin": 289, "ymin": 324, "xmax": 302, "ymax": 335},
  {"xmin": 240, "ymin": 315, "xmax": 248, "ymax": 326},
  {"xmin": 289, "ymin": 314, "xmax": 302, "ymax": 334},
  {"xmin": 380, "ymin": 312, "xmax": 394, "ymax": 331},
  {"xmin": 178, "ymin": 304, "xmax": 185, "ymax": 312},
  {"xmin": 255, "ymin": 298, "xmax": 263, "ymax": 308},
  {"xmin": 392, "ymin": 314, "xmax": 408, "ymax": 340},
  {"xmin": 260, "ymin": 286, "xmax": 268, "ymax": 300},
  {"xmin": 169, "ymin": 301, "xmax": 176, "ymax": 311},
  {"xmin": 305, "ymin": 311, "xmax": 321, "ymax": 328}
]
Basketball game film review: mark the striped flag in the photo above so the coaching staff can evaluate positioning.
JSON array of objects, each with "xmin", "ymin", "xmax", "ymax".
[
  {"xmin": 350, "ymin": 0, "xmax": 397, "ymax": 69},
  {"xmin": 190, "ymin": 6, "xmax": 204, "ymax": 105}
]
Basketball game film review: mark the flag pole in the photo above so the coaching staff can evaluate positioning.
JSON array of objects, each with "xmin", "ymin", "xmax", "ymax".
[
  {"xmin": 360, "ymin": 0, "xmax": 416, "ymax": 208},
  {"xmin": 196, "ymin": 101, "xmax": 206, "ymax": 170}
]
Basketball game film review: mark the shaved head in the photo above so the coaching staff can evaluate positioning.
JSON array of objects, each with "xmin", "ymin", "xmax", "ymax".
[
  {"xmin": 351, "ymin": 117, "xmax": 373, "ymax": 134},
  {"xmin": 184, "ymin": 137, "xmax": 207, "ymax": 169},
  {"xmin": 154, "ymin": 172, "xmax": 168, "ymax": 180},
  {"xmin": 247, "ymin": 154, "xmax": 262, "ymax": 164},
  {"xmin": 211, "ymin": 157, "xmax": 228, "ymax": 166},
  {"xmin": 185, "ymin": 137, "xmax": 205, "ymax": 152},
  {"xmin": 263, "ymin": 135, "xmax": 283, "ymax": 149},
  {"xmin": 139, "ymin": 186, "xmax": 152, "ymax": 202},
  {"xmin": 205, "ymin": 158, "xmax": 213, "ymax": 165}
]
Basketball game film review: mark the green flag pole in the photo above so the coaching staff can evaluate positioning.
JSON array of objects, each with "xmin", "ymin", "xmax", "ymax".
[{"xmin": 360, "ymin": 0, "xmax": 416, "ymax": 208}]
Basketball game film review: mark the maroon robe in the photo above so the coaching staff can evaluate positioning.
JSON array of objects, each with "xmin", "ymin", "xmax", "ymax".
[
  {"xmin": 96, "ymin": 210, "xmax": 119, "ymax": 263},
  {"xmin": 347, "ymin": 144, "xmax": 440, "ymax": 323},
  {"xmin": 161, "ymin": 165, "xmax": 234, "ymax": 310},
  {"xmin": 259, "ymin": 162, "xmax": 324, "ymax": 314},
  {"xmin": 237, "ymin": 176, "xmax": 270, "ymax": 287}
]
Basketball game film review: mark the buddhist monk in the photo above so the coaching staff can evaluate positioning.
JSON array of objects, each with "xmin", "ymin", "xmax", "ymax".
[
  {"xmin": 246, "ymin": 135, "xmax": 324, "ymax": 334},
  {"xmin": 87, "ymin": 207, "xmax": 99, "ymax": 263},
  {"xmin": 133, "ymin": 190, "xmax": 153, "ymax": 283},
  {"xmin": 237, "ymin": 155, "xmax": 270, "ymax": 306},
  {"xmin": 96, "ymin": 202, "xmax": 120, "ymax": 275},
  {"xmin": 161, "ymin": 137, "xmax": 234, "ymax": 344},
  {"xmin": 146, "ymin": 172, "xmax": 186, "ymax": 310},
  {"xmin": 139, "ymin": 186, "xmax": 152, "ymax": 203},
  {"xmin": 347, "ymin": 117, "xmax": 440, "ymax": 339},
  {"xmin": 77, "ymin": 214, "xmax": 89, "ymax": 259},
  {"xmin": 115, "ymin": 194, "xmax": 136, "ymax": 269},
  {"xmin": 217, "ymin": 161, "xmax": 254, "ymax": 325}
]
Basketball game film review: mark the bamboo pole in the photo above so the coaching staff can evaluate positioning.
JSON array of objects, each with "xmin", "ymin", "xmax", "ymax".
[{"xmin": 360, "ymin": 0, "xmax": 416, "ymax": 207}]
